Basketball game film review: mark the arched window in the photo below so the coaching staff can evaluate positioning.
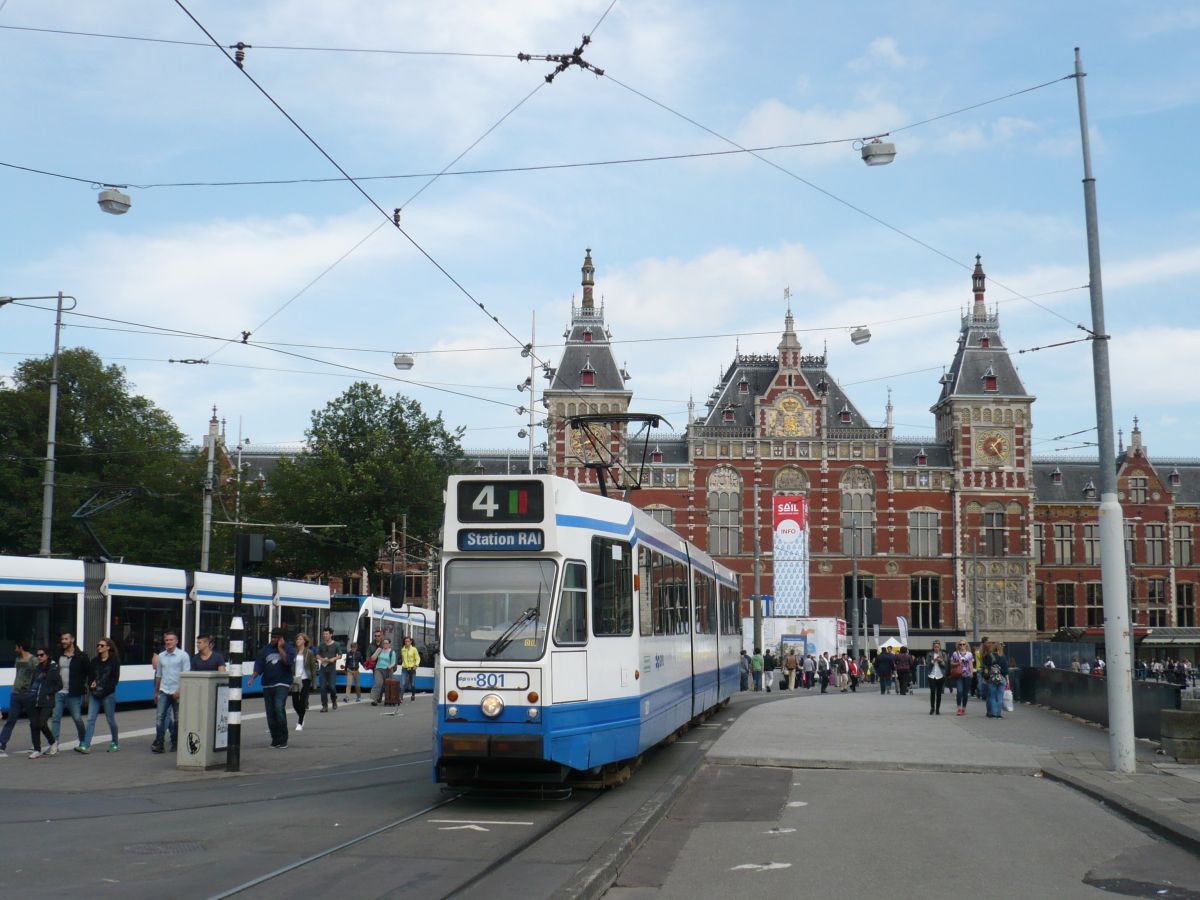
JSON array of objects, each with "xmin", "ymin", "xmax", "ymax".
[
  {"xmin": 707, "ymin": 466, "xmax": 742, "ymax": 556},
  {"xmin": 840, "ymin": 466, "xmax": 874, "ymax": 555},
  {"xmin": 774, "ymin": 466, "xmax": 808, "ymax": 493}
]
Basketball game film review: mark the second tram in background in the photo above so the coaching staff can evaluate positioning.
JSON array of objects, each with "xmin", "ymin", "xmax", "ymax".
[
  {"xmin": 434, "ymin": 474, "xmax": 741, "ymax": 786},
  {"xmin": 329, "ymin": 594, "xmax": 438, "ymax": 692}
]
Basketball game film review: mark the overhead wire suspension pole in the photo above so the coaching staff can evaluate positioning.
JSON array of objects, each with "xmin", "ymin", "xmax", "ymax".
[{"xmin": 1074, "ymin": 47, "xmax": 1135, "ymax": 774}]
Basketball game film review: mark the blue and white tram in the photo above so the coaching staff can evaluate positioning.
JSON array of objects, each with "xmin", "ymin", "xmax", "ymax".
[
  {"xmin": 0, "ymin": 554, "xmax": 330, "ymax": 707},
  {"xmin": 0, "ymin": 557, "xmax": 86, "ymax": 710},
  {"xmin": 329, "ymin": 595, "xmax": 437, "ymax": 692},
  {"xmin": 434, "ymin": 475, "xmax": 742, "ymax": 785}
]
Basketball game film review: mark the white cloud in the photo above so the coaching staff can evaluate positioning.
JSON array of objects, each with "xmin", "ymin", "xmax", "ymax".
[
  {"xmin": 848, "ymin": 37, "xmax": 911, "ymax": 71},
  {"xmin": 733, "ymin": 98, "xmax": 908, "ymax": 164}
]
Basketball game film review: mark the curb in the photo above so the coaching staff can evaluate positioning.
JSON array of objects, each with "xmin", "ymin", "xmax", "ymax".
[
  {"xmin": 1040, "ymin": 765, "xmax": 1200, "ymax": 855},
  {"xmin": 551, "ymin": 753, "xmax": 707, "ymax": 900},
  {"xmin": 707, "ymin": 755, "xmax": 1040, "ymax": 776}
]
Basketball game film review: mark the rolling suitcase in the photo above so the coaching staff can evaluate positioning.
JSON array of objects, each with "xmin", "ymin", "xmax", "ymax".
[{"xmin": 384, "ymin": 677, "xmax": 401, "ymax": 706}]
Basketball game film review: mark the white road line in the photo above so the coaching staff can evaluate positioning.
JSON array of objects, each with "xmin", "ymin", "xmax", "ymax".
[
  {"xmin": 427, "ymin": 818, "xmax": 534, "ymax": 826},
  {"xmin": 676, "ymin": 740, "xmax": 700, "ymax": 744}
]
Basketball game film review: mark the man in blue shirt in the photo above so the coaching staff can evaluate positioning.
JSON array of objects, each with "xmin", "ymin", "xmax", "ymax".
[
  {"xmin": 151, "ymin": 630, "xmax": 191, "ymax": 753},
  {"xmin": 249, "ymin": 628, "xmax": 293, "ymax": 749}
]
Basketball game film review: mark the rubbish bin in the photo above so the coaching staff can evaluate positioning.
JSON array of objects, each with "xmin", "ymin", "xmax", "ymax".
[{"xmin": 177, "ymin": 671, "xmax": 229, "ymax": 770}]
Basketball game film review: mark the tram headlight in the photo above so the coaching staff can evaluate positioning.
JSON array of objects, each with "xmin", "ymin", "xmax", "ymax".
[{"xmin": 480, "ymin": 693, "xmax": 505, "ymax": 718}]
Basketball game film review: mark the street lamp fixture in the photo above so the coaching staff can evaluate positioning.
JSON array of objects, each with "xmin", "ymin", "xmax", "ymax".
[
  {"xmin": 392, "ymin": 353, "xmax": 415, "ymax": 370},
  {"xmin": 97, "ymin": 186, "xmax": 132, "ymax": 215},
  {"xmin": 850, "ymin": 326, "xmax": 871, "ymax": 345},
  {"xmin": 860, "ymin": 138, "xmax": 897, "ymax": 166}
]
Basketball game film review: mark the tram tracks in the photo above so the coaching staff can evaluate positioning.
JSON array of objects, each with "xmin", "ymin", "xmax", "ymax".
[{"xmin": 207, "ymin": 785, "xmax": 604, "ymax": 900}]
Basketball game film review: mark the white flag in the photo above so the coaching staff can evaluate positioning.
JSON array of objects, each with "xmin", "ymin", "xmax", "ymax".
[{"xmin": 897, "ymin": 615, "xmax": 909, "ymax": 648}]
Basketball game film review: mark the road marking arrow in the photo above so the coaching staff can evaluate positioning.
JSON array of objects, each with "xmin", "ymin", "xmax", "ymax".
[{"xmin": 439, "ymin": 824, "xmax": 489, "ymax": 832}]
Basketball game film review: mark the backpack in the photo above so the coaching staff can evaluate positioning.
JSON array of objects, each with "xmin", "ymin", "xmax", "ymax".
[
  {"xmin": 785, "ymin": 655, "xmax": 798, "ymax": 671},
  {"xmin": 988, "ymin": 662, "xmax": 1004, "ymax": 685}
]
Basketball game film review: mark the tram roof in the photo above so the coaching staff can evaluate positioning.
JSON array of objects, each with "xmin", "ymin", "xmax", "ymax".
[{"xmin": 0, "ymin": 555, "xmax": 85, "ymax": 593}]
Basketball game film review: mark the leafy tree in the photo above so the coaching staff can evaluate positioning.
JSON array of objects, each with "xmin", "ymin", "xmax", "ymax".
[
  {"xmin": 255, "ymin": 382, "xmax": 464, "ymax": 579},
  {"xmin": 0, "ymin": 348, "xmax": 204, "ymax": 564}
]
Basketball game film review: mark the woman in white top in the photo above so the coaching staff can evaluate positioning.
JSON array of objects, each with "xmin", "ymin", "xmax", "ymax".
[
  {"xmin": 291, "ymin": 634, "xmax": 316, "ymax": 732},
  {"xmin": 926, "ymin": 640, "xmax": 948, "ymax": 715},
  {"xmin": 949, "ymin": 640, "xmax": 974, "ymax": 716}
]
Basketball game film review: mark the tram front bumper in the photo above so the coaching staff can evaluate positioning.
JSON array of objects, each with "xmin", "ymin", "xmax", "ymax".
[{"xmin": 440, "ymin": 733, "xmax": 543, "ymax": 760}]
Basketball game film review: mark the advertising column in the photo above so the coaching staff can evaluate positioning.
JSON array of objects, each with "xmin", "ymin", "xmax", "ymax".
[{"xmin": 773, "ymin": 495, "xmax": 810, "ymax": 616}]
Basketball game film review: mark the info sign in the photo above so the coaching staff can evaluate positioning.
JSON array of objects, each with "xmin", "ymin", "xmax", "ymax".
[{"xmin": 772, "ymin": 495, "xmax": 810, "ymax": 616}]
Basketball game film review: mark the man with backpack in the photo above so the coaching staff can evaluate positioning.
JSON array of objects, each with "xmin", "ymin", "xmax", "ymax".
[{"xmin": 783, "ymin": 648, "xmax": 799, "ymax": 690}]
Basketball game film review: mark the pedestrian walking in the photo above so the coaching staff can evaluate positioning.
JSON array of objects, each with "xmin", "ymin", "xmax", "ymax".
[
  {"xmin": 875, "ymin": 647, "xmax": 896, "ymax": 695},
  {"xmin": 51, "ymin": 631, "xmax": 89, "ymax": 749},
  {"xmin": 249, "ymin": 628, "xmax": 292, "ymax": 748},
  {"xmin": 79, "ymin": 637, "xmax": 121, "ymax": 753},
  {"xmin": 926, "ymin": 640, "xmax": 948, "ymax": 715},
  {"xmin": 763, "ymin": 649, "xmax": 777, "ymax": 692},
  {"xmin": 0, "ymin": 639, "xmax": 37, "ymax": 756},
  {"xmin": 370, "ymin": 639, "xmax": 396, "ymax": 705},
  {"xmin": 317, "ymin": 628, "xmax": 341, "ymax": 712},
  {"xmin": 751, "ymin": 648, "xmax": 765, "ymax": 691},
  {"xmin": 802, "ymin": 653, "xmax": 816, "ymax": 690},
  {"xmin": 399, "ymin": 636, "xmax": 420, "ymax": 702},
  {"xmin": 344, "ymin": 642, "xmax": 362, "ymax": 702},
  {"xmin": 783, "ymin": 648, "xmax": 799, "ymax": 690},
  {"xmin": 895, "ymin": 646, "xmax": 914, "ymax": 695},
  {"xmin": 982, "ymin": 643, "xmax": 1009, "ymax": 719},
  {"xmin": 848, "ymin": 655, "xmax": 860, "ymax": 692},
  {"xmin": 151, "ymin": 631, "xmax": 190, "ymax": 754},
  {"xmin": 817, "ymin": 651, "xmax": 831, "ymax": 693},
  {"xmin": 191, "ymin": 635, "xmax": 226, "ymax": 672},
  {"xmin": 950, "ymin": 640, "xmax": 974, "ymax": 715},
  {"xmin": 835, "ymin": 653, "xmax": 849, "ymax": 692},
  {"xmin": 291, "ymin": 633, "xmax": 315, "ymax": 731},
  {"xmin": 28, "ymin": 648, "xmax": 61, "ymax": 759}
]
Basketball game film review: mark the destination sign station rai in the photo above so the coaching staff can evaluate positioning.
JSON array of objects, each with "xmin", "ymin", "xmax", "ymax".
[{"xmin": 457, "ymin": 529, "xmax": 545, "ymax": 551}]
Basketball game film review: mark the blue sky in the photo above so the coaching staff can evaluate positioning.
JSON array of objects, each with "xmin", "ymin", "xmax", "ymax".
[{"xmin": 2, "ymin": 1, "xmax": 1197, "ymax": 461}]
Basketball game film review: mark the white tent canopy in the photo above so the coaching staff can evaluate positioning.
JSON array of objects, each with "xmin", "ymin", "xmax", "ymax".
[{"xmin": 878, "ymin": 637, "xmax": 903, "ymax": 650}]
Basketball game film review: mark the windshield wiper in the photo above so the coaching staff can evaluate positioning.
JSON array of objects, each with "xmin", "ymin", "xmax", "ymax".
[{"xmin": 484, "ymin": 585, "xmax": 543, "ymax": 659}]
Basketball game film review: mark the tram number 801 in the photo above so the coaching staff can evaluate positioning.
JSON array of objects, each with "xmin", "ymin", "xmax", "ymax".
[{"xmin": 456, "ymin": 670, "xmax": 530, "ymax": 691}]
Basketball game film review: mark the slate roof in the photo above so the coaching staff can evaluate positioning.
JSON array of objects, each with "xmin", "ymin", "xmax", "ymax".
[
  {"xmin": 891, "ymin": 441, "xmax": 953, "ymax": 468},
  {"xmin": 933, "ymin": 312, "xmax": 1033, "ymax": 410},
  {"xmin": 644, "ymin": 435, "xmax": 690, "ymax": 465},
  {"xmin": 549, "ymin": 311, "xmax": 631, "ymax": 395},
  {"xmin": 696, "ymin": 355, "xmax": 872, "ymax": 430},
  {"xmin": 1032, "ymin": 457, "xmax": 1200, "ymax": 504}
]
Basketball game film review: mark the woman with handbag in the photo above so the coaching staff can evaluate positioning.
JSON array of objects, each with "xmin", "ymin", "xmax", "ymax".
[
  {"xmin": 949, "ymin": 640, "xmax": 974, "ymax": 716},
  {"xmin": 370, "ymin": 639, "xmax": 396, "ymax": 705},
  {"xmin": 291, "ymin": 633, "xmax": 316, "ymax": 732},
  {"xmin": 982, "ymin": 642, "xmax": 1009, "ymax": 719},
  {"xmin": 79, "ymin": 637, "xmax": 121, "ymax": 753},
  {"xmin": 926, "ymin": 640, "xmax": 948, "ymax": 715}
]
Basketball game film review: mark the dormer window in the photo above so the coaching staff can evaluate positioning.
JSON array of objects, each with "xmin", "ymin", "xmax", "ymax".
[
  {"xmin": 723, "ymin": 407, "xmax": 735, "ymax": 423},
  {"xmin": 839, "ymin": 404, "xmax": 852, "ymax": 424},
  {"xmin": 582, "ymin": 328, "xmax": 592, "ymax": 343},
  {"xmin": 738, "ymin": 377, "xmax": 749, "ymax": 394},
  {"xmin": 980, "ymin": 336, "xmax": 990, "ymax": 349},
  {"xmin": 981, "ymin": 365, "xmax": 997, "ymax": 392},
  {"xmin": 651, "ymin": 446, "xmax": 663, "ymax": 463},
  {"xmin": 1170, "ymin": 469, "xmax": 1181, "ymax": 488},
  {"xmin": 581, "ymin": 370, "xmax": 595, "ymax": 387},
  {"xmin": 1083, "ymin": 480, "xmax": 1097, "ymax": 499},
  {"xmin": 1051, "ymin": 467, "xmax": 1063, "ymax": 485},
  {"xmin": 916, "ymin": 449, "xmax": 928, "ymax": 467}
]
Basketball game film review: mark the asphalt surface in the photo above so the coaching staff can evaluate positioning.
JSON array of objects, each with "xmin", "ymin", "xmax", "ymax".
[{"xmin": 606, "ymin": 687, "xmax": 1200, "ymax": 899}]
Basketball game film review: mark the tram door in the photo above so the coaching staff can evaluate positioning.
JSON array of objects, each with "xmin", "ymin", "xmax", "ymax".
[{"xmin": 551, "ymin": 560, "xmax": 588, "ymax": 703}]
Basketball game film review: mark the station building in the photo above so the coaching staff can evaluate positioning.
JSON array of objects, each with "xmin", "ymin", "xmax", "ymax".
[{"xmin": 527, "ymin": 250, "xmax": 1200, "ymax": 650}]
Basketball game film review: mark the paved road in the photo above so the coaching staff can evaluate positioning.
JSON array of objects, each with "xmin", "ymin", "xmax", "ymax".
[{"xmin": 606, "ymin": 688, "xmax": 1200, "ymax": 899}]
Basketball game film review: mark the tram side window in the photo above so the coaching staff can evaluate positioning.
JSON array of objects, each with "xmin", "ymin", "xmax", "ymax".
[
  {"xmin": 279, "ymin": 607, "xmax": 326, "ymax": 642},
  {"xmin": 670, "ymin": 559, "xmax": 689, "ymax": 635},
  {"xmin": 554, "ymin": 561, "xmax": 588, "ymax": 645},
  {"xmin": 693, "ymin": 571, "xmax": 715, "ymax": 635},
  {"xmin": 0, "ymin": 592, "xmax": 77, "ymax": 667},
  {"xmin": 110, "ymin": 596, "xmax": 181, "ymax": 665},
  {"xmin": 592, "ymin": 537, "xmax": 632, "ymax": 636},
  {"xmin": 719, "ymin": 585, "xmax": 741, "ymax": 636},
  {"xmin": 638, "ymin": 547, "xmax": 653, "ymax": 636}
]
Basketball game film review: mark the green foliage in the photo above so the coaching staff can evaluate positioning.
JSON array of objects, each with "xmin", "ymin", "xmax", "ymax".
[
  {"xmin": 251, "ymin": 382, "xmax": 464, "ymax": 579},
  {"xmin": 0, "ymin": 348, "xmax": 203, "ymax": 564}
]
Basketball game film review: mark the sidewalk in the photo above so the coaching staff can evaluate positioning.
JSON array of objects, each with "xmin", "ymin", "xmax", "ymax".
[{"xmin": 708, "ymin": 687, "xmax": 1200, "ymax": 853}]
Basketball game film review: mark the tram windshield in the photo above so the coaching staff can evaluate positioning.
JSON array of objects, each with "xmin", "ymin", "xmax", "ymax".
[{"xmin": 443, "ymin": 559, "xmax": 556, "ymax": 661}]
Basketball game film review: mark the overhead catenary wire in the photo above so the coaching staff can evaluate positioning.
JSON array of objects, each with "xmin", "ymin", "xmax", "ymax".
[
  {"xmin": 0, "ymin": 75, "xmax": 1077, "ymax": 191},
  {"xmin": 599, "ymin": 71, "xmax": 1091, "ymax": 334}
]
